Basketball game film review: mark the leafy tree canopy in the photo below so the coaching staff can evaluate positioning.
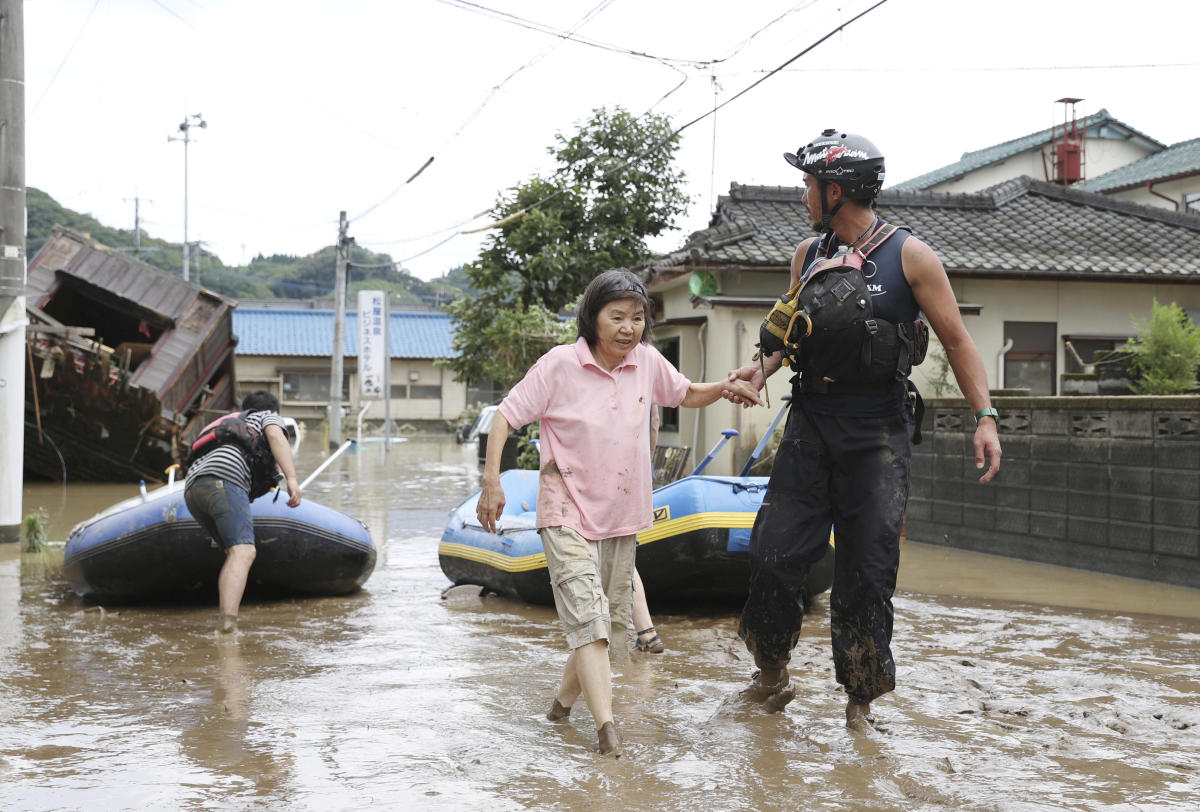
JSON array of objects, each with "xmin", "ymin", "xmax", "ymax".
[{"xmin": 444, "ymin": 106, "xmax": 688, "ymax": 388}]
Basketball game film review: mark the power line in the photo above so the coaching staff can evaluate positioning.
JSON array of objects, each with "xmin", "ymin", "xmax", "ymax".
[
  {"xmin": 350, "ymin": 0, "xmax": 618, "ymax": 226},
  {"xmin": 365, "ymin": 1, "xmax": 840, "ymax": 256},
  {"xmin": 738, "ymin": 61, "xmax": 1200, "ymax": 76},
  {"xmin": 434, "ymin": 0, "xmax": 720, "ymax": 68},
  {"xmin": 30, "ymin": 0, "xmax": 102, "ymax": 116},
  {"xmin": 451, "ymin": 0, "xmax": 893, "ymax": 236},
  {"xmin": 717, "ymin": 2, "xmax": 820, "ymax": 62},
  {"xmin": 149, "ymin": 0, "xmax": 195, "ymax": 28}
]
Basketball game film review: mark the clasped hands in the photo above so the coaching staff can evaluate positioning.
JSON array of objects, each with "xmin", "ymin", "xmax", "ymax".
[{"xmin": 722, "ymin": 365, "xmax": 766, "ymax": 408}]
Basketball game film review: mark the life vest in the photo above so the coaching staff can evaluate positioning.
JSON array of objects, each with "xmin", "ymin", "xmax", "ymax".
[
  {"xmin": 758, "ymin": 221, "xmax": 928, "ymax": 393},
  {"xmin": 187, "ymin": 411, "xmax": 280, "ymax": 499}
]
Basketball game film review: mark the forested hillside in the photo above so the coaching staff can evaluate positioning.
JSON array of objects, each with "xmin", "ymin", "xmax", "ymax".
[{"xmin": 26, "ymin": 188, "xmax": 465, "ymax": 305}]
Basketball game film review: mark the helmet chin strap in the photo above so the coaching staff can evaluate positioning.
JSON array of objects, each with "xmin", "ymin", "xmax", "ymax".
[{"xmin": 813, "ymin": 178, "xmax": 846, "ymax": 235}]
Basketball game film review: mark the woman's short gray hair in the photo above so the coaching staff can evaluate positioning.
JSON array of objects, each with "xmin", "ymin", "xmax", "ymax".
[{"xmin": 576, "ymin": 270, "xmax": 653, "ymax": 346}]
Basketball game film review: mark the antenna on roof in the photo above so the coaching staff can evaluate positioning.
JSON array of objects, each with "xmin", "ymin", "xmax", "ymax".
[{"xmin": 1046, "ymin": 97, "xmax": 1086, "ymax": 186}]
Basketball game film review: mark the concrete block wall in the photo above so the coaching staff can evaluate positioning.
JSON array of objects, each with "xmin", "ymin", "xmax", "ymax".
[{"xmin": 907, "ymin": 396, "xmax": 1200, "ymax": 589}]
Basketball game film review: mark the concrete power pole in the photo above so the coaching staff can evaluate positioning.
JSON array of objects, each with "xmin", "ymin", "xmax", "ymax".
[
  {"xmin": 0, "ymin": 0, "xmax": 26, "ymax": 543},
  {"xmin": 124, "ymin": 194, "xmax": 151, "ymax": 256},
  {"xmin": 328, "ymin": 211, "xmax": 350, "ymax": 449},
  {"xmin": 169, "ymin": 114, "xmax": 205, "ymax": 282}
]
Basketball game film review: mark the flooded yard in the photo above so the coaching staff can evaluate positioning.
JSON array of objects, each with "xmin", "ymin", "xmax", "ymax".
[{"xmin": 2, "ymin": 437, "xmax": 1198, "ymax": 810}]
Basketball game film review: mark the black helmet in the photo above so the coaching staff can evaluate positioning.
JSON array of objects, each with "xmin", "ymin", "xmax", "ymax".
[{"xmin": 784, "ymin": 129, "xmax": 886, "ymax": 201}]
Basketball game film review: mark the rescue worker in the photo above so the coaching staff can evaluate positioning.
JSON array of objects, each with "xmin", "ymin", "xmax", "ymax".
[
  {"xmin": 184, "ymin": 390, "xmax": 302, "ymax": 632},
  {"xmin": 723, "ymin": 130, "xmax": 1002, "ymax": 726}
]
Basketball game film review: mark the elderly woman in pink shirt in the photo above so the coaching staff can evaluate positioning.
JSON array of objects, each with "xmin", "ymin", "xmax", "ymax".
[{"xmin": 478, "ymin": 269, "xmax": 762, "ymax": 756}]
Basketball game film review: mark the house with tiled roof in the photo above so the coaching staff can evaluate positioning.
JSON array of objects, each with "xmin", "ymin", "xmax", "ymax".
[
  {"xmin": 232, "ymin": 307, "xmax": 468, "ymax": 426},
  {"xmin": 1078, "ymin": 137, "xmax": 1200, "ymax": 215},
  {"xmin": 642, "ymin": 181, "xmax": 1200, "ymax": 473},
  {"xmin": 892, "ymin": 108, "xmax": 1164, "ymax": 194}
]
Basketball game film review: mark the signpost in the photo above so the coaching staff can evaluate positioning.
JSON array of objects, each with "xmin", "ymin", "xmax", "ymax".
[{"xmin": 357, "ymin": 290, "xmax": 392, "ymax": 452}]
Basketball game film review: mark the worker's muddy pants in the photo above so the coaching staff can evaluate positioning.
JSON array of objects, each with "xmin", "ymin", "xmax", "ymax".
[{"xmin": 738, "ymin": 401, "xmax": 912, "ymax": 705}]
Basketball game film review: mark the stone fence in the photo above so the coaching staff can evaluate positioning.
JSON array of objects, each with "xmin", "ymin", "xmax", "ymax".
[{"xmin": 907, "ymin": 396, "xmax": 1200, "ymax": 589}]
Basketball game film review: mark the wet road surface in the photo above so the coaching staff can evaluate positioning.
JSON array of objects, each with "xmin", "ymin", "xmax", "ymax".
[{"xmin": 2, "ymin": 437, "xmax": 1198, "ymax": 810}]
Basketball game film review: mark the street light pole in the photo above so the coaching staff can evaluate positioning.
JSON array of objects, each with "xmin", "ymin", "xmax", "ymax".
[{"xmin": 168, "ymin": 113, "xmax": 206, "ymax": 282}]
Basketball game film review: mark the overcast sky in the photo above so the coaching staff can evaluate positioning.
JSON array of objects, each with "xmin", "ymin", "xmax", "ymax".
[{"xmin": 21, "ymin": 0, "xmax": 1200, "ymax": 284}]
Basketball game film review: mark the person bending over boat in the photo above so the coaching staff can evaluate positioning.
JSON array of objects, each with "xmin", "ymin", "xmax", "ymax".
[
  {"xmin": 477, "ymin": 269, "xmax": 762, "ymax": 756},
  {"xmin": 184, "ymin": 391, "xmax": 302, "ymax": 633}
]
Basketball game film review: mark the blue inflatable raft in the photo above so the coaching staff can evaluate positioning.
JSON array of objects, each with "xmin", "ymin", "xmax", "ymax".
[
  {"xmin": 65, "ymin": 483, "xmax": 376, "ymax": 604},
  {"xmin": 438, "ymin": 469, "xmax": 834, "ymax": 606}
]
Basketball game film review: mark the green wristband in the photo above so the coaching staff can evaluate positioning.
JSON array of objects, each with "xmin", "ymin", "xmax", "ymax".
[{"xmin": 975, "ymin": 407, "xmax": 999, "ymax": 424}]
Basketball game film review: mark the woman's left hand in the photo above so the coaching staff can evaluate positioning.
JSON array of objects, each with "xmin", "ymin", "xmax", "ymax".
[{"xmin": 476, "ymin": 477, "xmax": 506, "ymax": 534}]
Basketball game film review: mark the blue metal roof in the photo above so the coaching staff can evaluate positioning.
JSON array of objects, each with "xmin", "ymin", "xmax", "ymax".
[
  {"xmin": 892, "ymin": 109, "xmax": 1165, "ymax": 191},
  {"xmin": 1078, "ymin": 137, "xmax": 1200, "ymax": 192},
  {"xmin": 233, "ymin": 308, "xmax": 459, "ymax": 358}
]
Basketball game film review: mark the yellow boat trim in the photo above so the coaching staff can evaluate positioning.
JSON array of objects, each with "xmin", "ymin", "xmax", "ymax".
[
  {"xmin": 441, "ymin": 512, "xmax": 765, "ymax": 573},
  {"xmin": 441, "ymin": 516, "xmax": 835, "ymax": 574},
  {"xmin": 637, "ymin": 511, "xmax": 755, "ymax": 545},
  {"xmin": 439, "ymin": 541, "xmax": 548, "ymax": 573}
]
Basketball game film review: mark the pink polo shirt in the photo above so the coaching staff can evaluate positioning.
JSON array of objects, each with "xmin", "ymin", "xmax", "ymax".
[{"xmin": 499, "ymin": 337, "xmax": 691, "ymax": 540}]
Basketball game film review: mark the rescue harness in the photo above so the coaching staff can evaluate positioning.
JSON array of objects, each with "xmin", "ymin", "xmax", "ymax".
[{"xmin": 757, "ymin": 220, "xmax": 928, "ymax": 395}]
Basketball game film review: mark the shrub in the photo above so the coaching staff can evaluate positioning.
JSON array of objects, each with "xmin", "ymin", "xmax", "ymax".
[
  {"xmin": 1126, "ymin": 299, "xmax": 1200, "ymax": 395},
  {"xmin": 22, "ymin": 510, "xmax": 48, "ymax": 554},
  {"xmin": 923, "ymin": 336, "xmax": 960, "ymax": 397}
]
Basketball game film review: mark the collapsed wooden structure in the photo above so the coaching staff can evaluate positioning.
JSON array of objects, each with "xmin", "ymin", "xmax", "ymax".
[{"xmin": 24, "ymin": 228, "xmax": 238, "ymax": 482}]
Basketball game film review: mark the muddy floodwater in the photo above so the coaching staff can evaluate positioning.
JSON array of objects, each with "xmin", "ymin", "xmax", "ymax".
[{"xmin": 3, "ymin": 437, "xmax": 1199, "ymax": 811}]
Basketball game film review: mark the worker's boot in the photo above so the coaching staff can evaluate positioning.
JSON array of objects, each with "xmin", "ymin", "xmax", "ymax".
[{"xmin": 738, "ymin": 665, "xmax": 795, "ymax": 712}]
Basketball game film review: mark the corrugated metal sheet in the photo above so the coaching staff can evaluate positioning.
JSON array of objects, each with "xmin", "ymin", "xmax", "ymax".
[{"xmin": 233, "ymin": 308, "xmax": 459, "ymax": 358}]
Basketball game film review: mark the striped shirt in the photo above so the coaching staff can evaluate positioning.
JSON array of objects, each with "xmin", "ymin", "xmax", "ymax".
[{"xmin": 184, "ymin": 410, "xmax": 285, "ymax": 494}]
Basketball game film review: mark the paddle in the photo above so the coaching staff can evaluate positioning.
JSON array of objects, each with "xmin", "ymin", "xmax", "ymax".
[
  {"xmin": 299, "ymin": 439, "xmax": 355, "ymax": 490},
  {"xmin": 691, "ymin": 429, "xmax": 739, "ymax": 476}
]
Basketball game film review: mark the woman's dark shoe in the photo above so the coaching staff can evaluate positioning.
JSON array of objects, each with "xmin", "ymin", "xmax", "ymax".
[
  {"xmin": 546, "ymin": 698, "xmax": 572, "ymax": 721},
  {"xmin": 596, "ymin": 721, "xmax": 621, "ymax": 756},
  {"xmin": 635, "ymin": 626, "xmax": 665, "ymax": 654}
]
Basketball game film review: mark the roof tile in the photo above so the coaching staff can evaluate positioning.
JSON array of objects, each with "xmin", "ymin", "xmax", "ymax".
[
  {"xmin": 1078, "ymin": 137, "xmax": 1200, "ymax": 192},
  {"xmin": 892, "ymin": 109, "xmax": 1164, "ymax": 191},
  {"xmin": 645, "ymin": 178, "xmax": 1200, "ymax": 280}
]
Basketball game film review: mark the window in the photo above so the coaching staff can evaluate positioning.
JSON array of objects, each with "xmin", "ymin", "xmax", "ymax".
[
  {"xmin": 389, "ymin": 384, "xmax": 407, "ymax": 399},
  {"xmin": 1186, "ymin": 192, "xmax": 1200, "ymax": 214},
  {"xmin": 237, "ymin": 380, "xmax": 281, "ymax": 401},
  {"xmin": 1063, "ymin": 335, "xmax": 1128, "ymax": 373},
  {"xmin": 409, "ymin": 385, "xmax": 442, "ymax": 399},
  {"xmin": 656, "ymin": 337, "xmax": 681, "ymax": 431},
  {"xmin": 282, "ymin": 372, "xmax": 349, "ymax": 402},
  {"xmin": 1004, "ymin": 322, "xmax": 1056, "ymax": 395},
  {"xmin": 466, "ymin": 378, "xmax": 505, "ymax": 406}
]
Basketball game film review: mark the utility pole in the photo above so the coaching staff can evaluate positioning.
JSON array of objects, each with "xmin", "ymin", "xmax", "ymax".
[
  {"xmin": 329, "ymin": 211, "xmax": 351, "ymax": 449},
  {"xmin": 124, "ymin": 194, "xmax": 151, "ymax": 256},
  {"xmin": 0, "ymin": 0, "xmax": 27, "ymax": 542},
  {"xmin": 168, "ymin": 113, "xmax": 205, "ymax": 281}
]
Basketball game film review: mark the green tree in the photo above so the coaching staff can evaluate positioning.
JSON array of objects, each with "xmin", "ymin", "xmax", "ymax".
[
  {"xmin": 1126, "ymin": 298, "xmax": 1200, "ymax": 394},
  {"xmin": 445, "ymin": 106, "xmax": 688, "ymax": 386},
  {"xmin": 923, "ymin": 337, "xmax": 961, "ymax": 397}
]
